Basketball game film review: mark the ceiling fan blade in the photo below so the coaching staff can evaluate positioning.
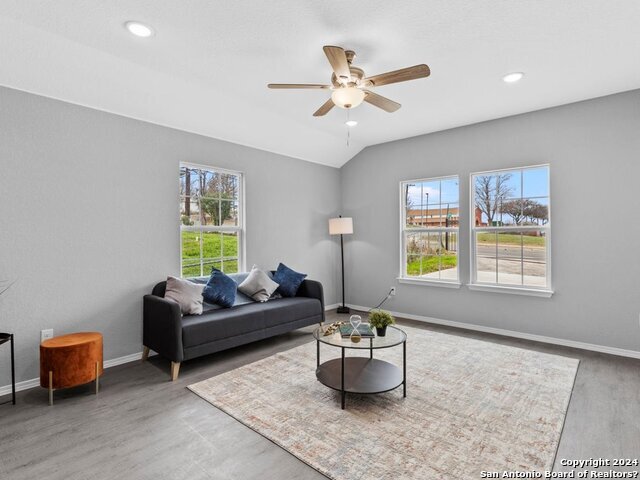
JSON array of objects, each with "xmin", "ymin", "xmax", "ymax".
[
  {"xmin": 313, "ymin": 98, "xmax": 335, "ymax": 117},
  {"xmin": 268, "ymin": 83, "xmax": 330, "ymax": 89},
  {"xmin": 323, "ymin": 46, "xmax": 351, "ymax": 84},
  {"xmin": 363, "ymin": 64, "xmax": 430, "ymax": 87},
  {"xmin": 363, "ymin": 90, "xmax": 401, "ymax": 112}
]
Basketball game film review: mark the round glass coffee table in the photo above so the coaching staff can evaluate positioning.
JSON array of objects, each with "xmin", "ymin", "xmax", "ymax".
[{"xmin": 313, "ymin": 324, "xmax": 407, "ymax": 409}]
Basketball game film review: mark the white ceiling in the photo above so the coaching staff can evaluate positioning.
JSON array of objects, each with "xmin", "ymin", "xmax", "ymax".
[{"xmin": 1, "ymin": 1, "xmax": 639, "ymax": 168}]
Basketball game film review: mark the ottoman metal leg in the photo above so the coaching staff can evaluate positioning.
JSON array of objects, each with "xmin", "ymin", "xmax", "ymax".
[
  {"xmin": 48, "ymin": 371, "xmax": 53, "ymax": 406},
  {"xmin": 95, "ymin": 362, "xmax": 99, "ymax": 395}
]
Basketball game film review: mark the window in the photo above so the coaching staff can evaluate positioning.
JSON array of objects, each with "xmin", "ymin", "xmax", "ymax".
[
  {"xmin": 400, "ymin": 176, "xmax": 460, "ymax": 284},
  {"xmin": 180, "ymin": 163, "xmax": 244, "ymax": 277},
  {"xmin": 471, "ymin": 165, "xmax": 551, "ymax": 293}
]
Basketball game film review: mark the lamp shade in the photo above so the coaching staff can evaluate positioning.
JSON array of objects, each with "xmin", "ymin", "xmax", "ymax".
[{"xmin": 329, "ymin": 217, "xmax": 353, "ymax": 235}]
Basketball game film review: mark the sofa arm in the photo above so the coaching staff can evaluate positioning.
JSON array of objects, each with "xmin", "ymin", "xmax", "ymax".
[
  {"xmin": 143, "ymin": 294, "xmax": 184, "ymax": 363},
  {"xmin": 296, "ymin": 279, "xmax": 325, "ymax": 322}
]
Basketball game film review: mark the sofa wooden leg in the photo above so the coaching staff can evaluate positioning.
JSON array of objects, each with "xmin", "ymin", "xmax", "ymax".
[
  {"xmin": 170, "ymin": 362, "xmax": 180, "ymax": 381},
  {"xmin": 141, "ymin": 346, "xmax": 150, "ymax": 362}
]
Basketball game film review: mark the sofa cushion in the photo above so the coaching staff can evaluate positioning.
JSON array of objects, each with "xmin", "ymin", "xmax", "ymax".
[
  {"xmin": 239, "ymin": 266, "xmax": 279, "ymax": 302},
  {"xmin": 181, "ymin": 303, "xmax": 266, "ymax": 347},
  {"xmin": 163, "ymin": 276, "xmax": 204, "ymax": 315},
  {"xmin": 273, "ymin": 263, "xmax": 307, "ymax": 297},
  {"xmin": 202, "ymin": 268, "xmax": 236, "ymax": 308},
  {"xmin": 257, "ymin": 297, "xmax": 322, "ymax": 328}
]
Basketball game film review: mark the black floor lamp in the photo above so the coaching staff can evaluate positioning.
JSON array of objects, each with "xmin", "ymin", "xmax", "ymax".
[{"xmin": 329, "ymin": 216, "xmax": 353, "ymax": 314}]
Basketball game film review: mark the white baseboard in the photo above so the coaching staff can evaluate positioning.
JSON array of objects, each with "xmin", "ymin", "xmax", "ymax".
[
  {"xmin": 1, "ymin": 305, "xmax": 337, "ymax": 397},
  {"xmin": 347, "ymin": 304, "xmax": 640, "ymax": 360},
  {"xmin": 0, "ymin": 377, "xmax": 40, "ymax": 397},
  {"xmin": 0, "ymin": 350, "xmax": 156, "ymax": 398}
]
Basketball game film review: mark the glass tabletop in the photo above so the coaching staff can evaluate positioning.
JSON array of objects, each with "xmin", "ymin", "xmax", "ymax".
[{"xmin": 313, "ymin": 324, "xmax": 406, "ymax": 350}]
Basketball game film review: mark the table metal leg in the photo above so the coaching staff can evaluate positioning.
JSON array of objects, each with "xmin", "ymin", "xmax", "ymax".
[
  {"xmin": 341, "ymin": 347, "xmax": 345, "ymax": 409},
  {"xmin": 10, "ymin": 334, "xmax": 16, "ymax": 405},
  {"xmin": 369, "ymin": 337, "xmax": 373, "ymax": 359},
  {"xmin": 403, "ymin": 340, "xmax": 407, "ymax": 398}
]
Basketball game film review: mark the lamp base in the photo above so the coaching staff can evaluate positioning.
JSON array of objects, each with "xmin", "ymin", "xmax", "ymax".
[{"xmin": 336, "ymin": 306, "xmax": 351, "ymax": 314}]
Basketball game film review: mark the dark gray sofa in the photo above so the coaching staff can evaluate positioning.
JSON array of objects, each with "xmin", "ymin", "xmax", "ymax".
[{"xmin": 142, "ymin": 276, "xmax": 324, "ymax": 380}]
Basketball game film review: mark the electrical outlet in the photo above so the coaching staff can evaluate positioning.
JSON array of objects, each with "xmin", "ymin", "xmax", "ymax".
[
  {"xmin": 390, "ymin": 287, "xmax": 396, "ymax": 296},
  {"xmin": 41, "ymin": 329, "xmax": 54, "ymax": 342}
]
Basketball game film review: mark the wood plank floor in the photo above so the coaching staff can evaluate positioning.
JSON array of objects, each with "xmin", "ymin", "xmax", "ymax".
[{"xmin": 1, "ymin": 311, "xmax": 638, "ymax": 479}]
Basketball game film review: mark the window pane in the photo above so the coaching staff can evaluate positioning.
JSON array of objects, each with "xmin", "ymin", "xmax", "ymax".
[
  {"xmin": 498, "ymin": 199, "xmax": 527, "ymax": 226},
  {"xmin": 521, "ymin": 197, "xmax": 549, "ymax": 226},
  {"xmin": 181, "ymin": 231, "xmax": 202, "ymax": 277},
  {"xmin": 523, "ymin": 231, "xmax": 547, "ymax": 287},
  {"xmin": 202, "ymin": 259, "xmax": 221, "ymax": 275},
  {"xmin": 405, "ymin": 232, "xmax": 457, "ymax": 281},
  {"xmin": 199, "ymin": 198, "xmax": 220, "ymax": 226},
  {"xmin": 406, "ymin": 254, "xmax": 421, "ymax": 276},
  {"xmin": 202, "ymin": 231, "xmax": 222, "ymax": 260},
  {"xmin": 220, "ymin": 173, "xmax": 239, "ymax": 201},
  {"xmin": 523, "ymin": 166, "xmax": 549, "ymax": 199},
  {"xmin": 222, "ymin": 232, "xmax": 238, "ymax": 259},
  {"xmin": 180, "ymin": 196, "xmax": 200, "ymax": 226},
  {"xmin": 222, "ymin": 259, "xmax": 239, "ymax": 274},
  {"xmin": 180, "ymin": 167, "xmax": 201, "ymax": 198},
  {"xmin": 404, "ymin": 177, "xmax": 459, "ymax": 229},
  {"xmin": 497, "ymin": 232, "xmax": 523, "ymax": 285},
  {"xmin": 440, "ymin": 231, "xmax": 458, "ymax": 281},
  {"xmin": 181, "ymin": 261, "xmax": 202, "ymax": 278},
  {"xmin": 199, "ymin": 170, "xmax": 218, "ymax": 198},
  {"xmin": 475, "ymin": 232, "xmax": 497, "ymax": 283},
  {"xmin": 474, "ymin": 172, "xmax": 519, "ymax": 226},
  {"xmin": 220, "ymin": 200, "xmax": 238, "ymax": 226}
]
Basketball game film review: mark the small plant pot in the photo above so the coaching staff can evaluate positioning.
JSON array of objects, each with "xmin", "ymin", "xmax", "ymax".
[{"xmin": 375, "ymin": 326, "xmax": 387, "ymax": 337}]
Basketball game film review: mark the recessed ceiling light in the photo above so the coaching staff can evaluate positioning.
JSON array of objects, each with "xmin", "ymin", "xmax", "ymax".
[
  {"xmin": 502, "ymin": 72, "xmax": 524, "ymax": 83},
  {"xmin": 345, "ymin": 120, "xmax": 358, "ymax": 127},
  {"xmin": 125, "ymin": 21, "xmax": 154, "ymax": 38}
]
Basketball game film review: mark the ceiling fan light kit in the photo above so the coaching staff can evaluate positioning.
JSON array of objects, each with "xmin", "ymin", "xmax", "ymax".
[
  {"xmin": 267, "ymin": 45, "xmax": 430, "ymax": 117},
  {"xmin": 331, "ymin": 87, "xmax": 365, "ymax": 109}
]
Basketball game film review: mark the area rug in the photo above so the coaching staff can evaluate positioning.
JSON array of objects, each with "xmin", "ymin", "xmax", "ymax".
[{"xmin": 188, "ymin": 326, "xmax": 579, "ymax": 480}]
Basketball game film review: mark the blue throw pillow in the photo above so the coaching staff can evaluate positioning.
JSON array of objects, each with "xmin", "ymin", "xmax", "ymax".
[
  {"xmin": 202, "ymin": 268, "xmax": 237, "ymax": 308},
  {"xmin": 273, "ymin": 263, "xmax": 307, "ymax": 297}
]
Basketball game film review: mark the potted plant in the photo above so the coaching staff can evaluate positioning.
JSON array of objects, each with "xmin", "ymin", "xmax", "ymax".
[{"xmin": 368, "ymin": 309, "xmax": 395, "ymax": 337}]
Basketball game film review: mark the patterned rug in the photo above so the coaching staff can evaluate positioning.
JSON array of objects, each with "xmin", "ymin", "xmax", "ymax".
[{"xmin": 188, "ymin": 325, "xmax": 578, "ymax": 480}]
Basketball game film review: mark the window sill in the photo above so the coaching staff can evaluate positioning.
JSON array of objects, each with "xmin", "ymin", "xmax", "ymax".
[
  {"xmin": 467, "ymin": 283, "xmax": 554, "ymax": 298},
  {"xmin": 397, "ymin": 277, "xmax": 462, "ymax": 289}
]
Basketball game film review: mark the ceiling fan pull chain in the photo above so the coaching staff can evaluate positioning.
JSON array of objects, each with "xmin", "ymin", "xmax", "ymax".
[{"xmin": 346, "ymin": 110, "xmax": 351, "ymax": 147}]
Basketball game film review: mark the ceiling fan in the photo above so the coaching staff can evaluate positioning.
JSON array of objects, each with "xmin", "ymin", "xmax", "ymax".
[{"xmin": 268, "ymin": 46, "xmax": 430, "ymax": 117}]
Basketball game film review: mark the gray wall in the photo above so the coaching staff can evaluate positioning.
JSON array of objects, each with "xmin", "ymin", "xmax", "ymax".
[
  {"xmin": 0, "ymin": 86, "xmax": 341, "ymax": 387},
  {"xmin": 341, "ymin": 89, "xmax": 640, "ymax": 352}
]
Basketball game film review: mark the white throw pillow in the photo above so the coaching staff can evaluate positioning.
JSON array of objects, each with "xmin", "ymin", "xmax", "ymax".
[
  {"xmin": 238, "ymin": 266, "xmax": 279, "ymax": 302},
  {"xmin": 164, "ymin": 276, "xmax": 204, "ymax": 315}
]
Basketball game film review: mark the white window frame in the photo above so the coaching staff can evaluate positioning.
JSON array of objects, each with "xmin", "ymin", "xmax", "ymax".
[
  {"xmin": 398, "ymin": 175, "xmax": 461, "ymax": 288},
  {"xmin": 469, "ymin": 164, "xmax": 552, "ymax": 297},
  {"xmin": 179, "ymin": 162, "xmax": 246, "ymax": 277}
]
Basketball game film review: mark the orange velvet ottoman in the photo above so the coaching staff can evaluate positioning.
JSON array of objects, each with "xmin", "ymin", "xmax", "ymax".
[{"xmin": 40, "ymin": 332, "xmax": 103, "ymax": 405}]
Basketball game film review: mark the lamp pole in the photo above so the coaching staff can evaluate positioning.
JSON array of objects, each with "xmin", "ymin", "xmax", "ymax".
[
  {"xmin": 337, "ymin": 215, "xmax": 350, "ymax": 314},
  {"xmin": 337, "ymin": 230, "xmax": 349, "ymax": 314}
]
